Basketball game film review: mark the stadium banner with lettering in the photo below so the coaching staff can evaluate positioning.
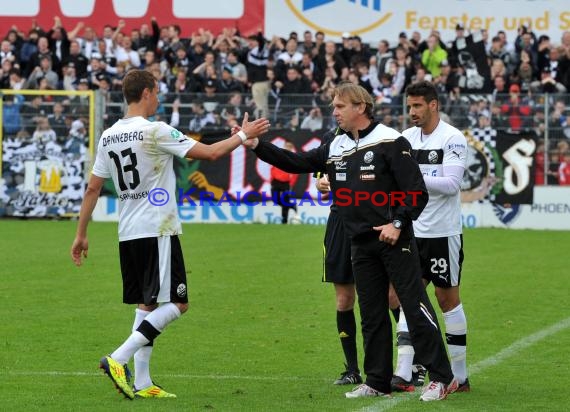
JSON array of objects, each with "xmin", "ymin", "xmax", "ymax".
[
  {"xmin": 494, "ymin": 131, "xmax": 537, "ymax": 205},
  {"xmin": 267, "ymin": 1, "xmax": 570, "ymax": 42},
  {"xmin": 0, "ymin": 89, "xmax": 95, "ymax": 218},
  {"xmin": 0, "ymin": 0, "xmax": 264, "ymax": 39},
  {"xmin": 461, "ymin": 187, "xmax": 570, "ymax": 230}
]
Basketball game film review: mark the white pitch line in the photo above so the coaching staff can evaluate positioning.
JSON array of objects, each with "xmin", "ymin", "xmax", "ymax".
[
  {"xmin": 355, "ymin": 316, "xmax": 570, "ymax": 412},
  {"xmin": 3, "ymin": 370, "xmax": 328, "ymax": 382}
]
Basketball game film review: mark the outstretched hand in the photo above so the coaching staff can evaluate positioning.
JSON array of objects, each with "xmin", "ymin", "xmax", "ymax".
[{"xmin": 240, "ymin": 112, "xmax": 270, "ymax": 139}]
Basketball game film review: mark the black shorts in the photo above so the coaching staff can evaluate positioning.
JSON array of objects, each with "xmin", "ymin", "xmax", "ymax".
[
  {"xmin": 119, "ymin": 235, "xmax": 188, "ymax": 305},
  {"xmin": 322, "ymin": 211, "xmax": 354, "ymax": 284},
  {"xmin": 416, "ymin": 235, "xmax": 464, "ymax": 288}
]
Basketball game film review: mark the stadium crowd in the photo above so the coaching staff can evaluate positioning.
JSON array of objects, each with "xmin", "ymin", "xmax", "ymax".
[{"xmin": 1, "ymin": 17, "xmax": 570, "ymax": 185}]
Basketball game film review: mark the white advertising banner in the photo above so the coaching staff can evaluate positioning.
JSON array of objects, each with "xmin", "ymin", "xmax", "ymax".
[
  {"xmin": 266, "ymin": 0, "xmax": 570, "ymax": 43},
  {"xmin": 461, "ymin": 186, "xmax": 570, "ymax": 230},
  {"xmin": 93, "ymin": 187, "xmax": 570, "ymax": 230}
]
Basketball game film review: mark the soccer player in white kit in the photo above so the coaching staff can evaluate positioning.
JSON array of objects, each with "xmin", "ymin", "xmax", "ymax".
[
  {"xmin": 390, "ymin": 81, "xmax": 469, "ymax": 400},
  {"xmin": 71, "ymin": 69, "xmax": 270, "ymax": 399}
]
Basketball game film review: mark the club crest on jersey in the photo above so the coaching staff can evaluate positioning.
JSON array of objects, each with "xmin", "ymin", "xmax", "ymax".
[
  {"xmin": 363, "ymin": 151, "xmax": 374, "ymax": 163},
  {"xmin": 170, "ymin": 129, "xmax": 181, "ymax": 139},
  {"xmin": 428, "ymin": 150, "xmax": 439, "ymax": 164},
  {"xmin": 177, "ymin": 283, "xmax": 187, "ymax": 297},
  {"xmin": 335, "ymin": 160, "xmax": 347, "ymax": 170}
]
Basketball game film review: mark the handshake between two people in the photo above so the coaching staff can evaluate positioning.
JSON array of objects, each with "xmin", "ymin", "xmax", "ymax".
[{"xmin": 235, "ymin": 112, "xmax": 270, "ymax": 147}]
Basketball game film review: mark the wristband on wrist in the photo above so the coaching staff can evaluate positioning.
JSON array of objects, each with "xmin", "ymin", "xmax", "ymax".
[{"xmin": 237, "ymin": 130, "xmax": 248, "ymax": 143}]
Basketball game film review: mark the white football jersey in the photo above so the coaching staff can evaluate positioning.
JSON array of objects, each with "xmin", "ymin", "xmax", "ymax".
[
  {"xmin": 92, "ymin": 116, "xmax": 196, "ymax": 241},
  {"xmin": 402, "ymin": 120, "xmax": 467, "ymax": 237}
]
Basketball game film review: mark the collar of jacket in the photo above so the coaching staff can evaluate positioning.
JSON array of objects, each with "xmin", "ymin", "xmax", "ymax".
[{"xmin": 344, "ymin": 120, "xmax": 378, "ymax": 141}]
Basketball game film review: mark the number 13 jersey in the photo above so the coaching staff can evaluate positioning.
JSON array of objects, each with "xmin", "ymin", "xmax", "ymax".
[{"xmin": 92, "ymin": 116, "xmax": 196, "ymax": 241}]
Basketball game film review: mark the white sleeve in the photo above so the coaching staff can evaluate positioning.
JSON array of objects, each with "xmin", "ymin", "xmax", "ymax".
[
  {"xmin": 442, "ymin": 131, "xmax": 468, "ymax": 168},
  {"xmin": 91, "ymin": 142, "xmax": 111, "ymax": 178},
  {"xmin": 423, "ymin": 165, "xmax": 464, "ymax": 195},
  {"xmin": 153, "ymin": 122, "xmax": 196, "ymax": 158}
]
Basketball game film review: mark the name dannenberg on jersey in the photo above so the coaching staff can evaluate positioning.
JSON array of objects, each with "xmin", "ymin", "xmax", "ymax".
[
  {"xmin": 92, "ymin": 117, "xmax": 196, "ymax": 241},
  {"xmin": 402, "ymin": 120, "xmax": 467, "ymax": 238}
]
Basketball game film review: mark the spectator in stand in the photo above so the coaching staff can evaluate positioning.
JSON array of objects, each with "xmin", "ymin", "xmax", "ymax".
[
  {"xmin": 297, "ymin": 30, "xmax": 315, "ymax": 55},
  {"xmin": 168, "ymin": 45, "xmax": 191, "ymax": 77},
  {"xmin": 133, "ymin": 17, "xmax": 160, "ymax": 57},
  {"xmin": 245, "ymin": 31, "xmax": 271, "ymax": 119},
  {"xmin": 558, "ymin": 151, "xmax": 570, "ymax": 185},
  {"xmin": 218, "ymin": 66, "xmax": 244, "ymax": 93},
  {"xmin": 48, "ymin": 16, "xmax": 82, "ymax": 68},
  {"xmin": 70, "ymin": 25, "xmax": 98, "ymax": 60},
  {"xmin": 349, "ymin": 36, "xmax": 372, "ymax": 67},
  {"xmin": 87, "ymin": 54, "xmax": 117, "ymax": 86},
  {"xmin": 21, "ymin": 95, "xmax": 47, "ymax": 135},
  {"xmin": 515, "ymin": 29, "xmax": 538, "ymax": 72},
  {"xmin": 32, "ymin": 116, "xmax": 57, "ymax": 146},
  {"xmin": 500, "ymin": 83, "xmax": 532, "ymax": 133},
  {"xmin": 220, "ymin": 92, "xmax": 246, "ymax": 128},
  {"xmin": 275, "ymin": 38, "xmax": 303, "ymax": 80},
  {"xmin": 534, "ymin": 139, "xmax": 547, "ymax": 185},
  {"xmin": 1, "ymin": 39, "xmax": 17, "ymax": 66},
  {"xmin": 352, "ymin": 61, "xmax": 375, "ymax": 94},
  {"xmin": 115, "ymin": 35, "xmax": 141, "ymax": 70},
  {"xmin": 192, "ymin": 50, "xmax": 216, "ymax": 81},
  {"xmin": 422, "ymin": 34, "xmax": 448, "ymax": 79},
  {"xmin": 300, "ymin": 106, "xmax": 324, "ymax": 131},
  {"xmin": 0, "ymin": 59, "xmax": 13, "ymax": 88},
  {"xmin": 372, "ymin": 40, "xmax": 393, "ymax": 80},
  {"xmin": 61, "ymin": 62, "xmax": 78, "ymax": 91},
  {"xmin": 273, "ymin": 66, "xmax": 312, "ymax": 110},
  {"xmin": 317, "ymin": 41, "xmax": 348, "ymax": 82},
  {"xmin": 8, "ymin": 67, "xmax": 25, "ymax": 90},
  {"xmin": 338, "ymin": 32, "xmax": 354, "ymax": 67},
  {"xmin": 26, "ymin": 55, "xmax": 59, "ymax": 89},
  {"xmin": 25, "ymin": 36, "xmax": 60, "ymax": 78},
  {"xmin": 488, "ymin": 35, "xmax": 514, "ymax": 74},
  {"xmin": 62, "ymin": 40, "xmax": 89, "ymax": 78},
  {"xmin": 298, "ymin": 51, "xmax": 322, "ymax": 86},
  {"xmin": 95, "ymin": 41, "xmax": 118, "ymax": 75},
  {"xmin": 491, "ymin": 75, "xmax": 509, "ymax": 103},
  {"xmin": 187, "ymin": 100, "xmax": 218, "ymax": 132},
  {"xmin": 19, "ymin": 29, "xmax": 40, "ymax": 73},
  {"xmin": 512, "ymin": 50, "xmax": 535, "ymax": 93},
  {"xmin": 226, "ymin": 50, "xmax": 248, "ymax": 87},
  {"xmin": 2, "ymin": 94, "xmax": 24, "ymax": 136},
  {"xmin": 311, "ymin": 30, "xmax": 325, "ymax": 59},
  {"xmin": 550, "ymin": 100, "xmax": 570, "ymax": 139},
  {"xmin": 490, "ymin": 59, "xmax": 508, "ymax": 84},
  {"xmin": 168, "ymin": 68, "xmax": 200, "ymax": 98},
  {"xmin": 48, "ymin": 101, "xmax": 67, "ymax": 138},
  {"xmin": 542, "ymin": 46, "xmax": 568, "ymax": 88},
  {"xmin": 530, "ymin": 67, "xmax": 567, "ymax": 93}
]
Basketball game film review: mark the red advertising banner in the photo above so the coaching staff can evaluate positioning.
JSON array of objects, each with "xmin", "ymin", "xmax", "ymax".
[{"xmin": 0, "ymin": 0, "xmax": 264, "ymax": 37}]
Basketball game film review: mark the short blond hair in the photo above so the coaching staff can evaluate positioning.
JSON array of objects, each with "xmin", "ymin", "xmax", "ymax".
[{"xmin": 333, "ymin": 81, "xmax": 374, "ymax": 119}]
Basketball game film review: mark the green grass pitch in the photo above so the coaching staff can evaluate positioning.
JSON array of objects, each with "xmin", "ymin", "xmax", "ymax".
[{"xmin": 1, "ymin": 220, "xmax": 569, "ymax": 411}]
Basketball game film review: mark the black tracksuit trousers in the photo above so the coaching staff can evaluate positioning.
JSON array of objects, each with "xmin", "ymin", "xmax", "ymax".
[{"xmin": 350, "ymin": 233, "xmax": 453, "ymax": 393}]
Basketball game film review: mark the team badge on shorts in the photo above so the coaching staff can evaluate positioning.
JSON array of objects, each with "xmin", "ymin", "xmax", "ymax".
[{"xmin": 177, "ymin": 283, "xmax": 187, "ymax": 297}]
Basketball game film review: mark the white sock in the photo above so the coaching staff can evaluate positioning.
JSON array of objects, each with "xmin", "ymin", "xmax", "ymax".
[
  {"xmin": 110, "ymin": 331, "xmax": 150, "ymax": 365},
  {"xmin": 144, "ymin": 303, "xmax": 181, "ymax": 332},
  {"xmin": 132, "ymin": 309, "xmax": 153, "ymax": 390},
  {"xmin": 444, "ymin": 303, "xmax": 468, "ymax": 383},
  {"xmin": 395, "ymin": 309, "xmax": 414, "ymax": 382}
]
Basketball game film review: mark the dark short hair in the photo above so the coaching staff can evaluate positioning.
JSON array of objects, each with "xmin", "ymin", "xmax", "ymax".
[
  {"xmin": 122, "ymin": 69, "xmax": 156, "ymax": 104},
  {"xmin": 405, "ymin": 81, "xmax": 439, "ymax": 104}
]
